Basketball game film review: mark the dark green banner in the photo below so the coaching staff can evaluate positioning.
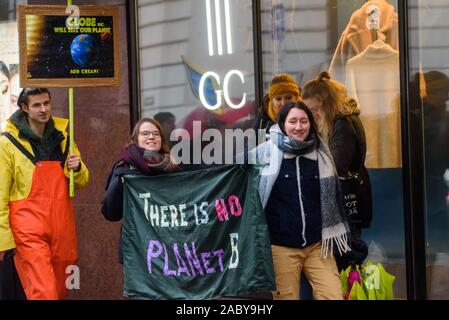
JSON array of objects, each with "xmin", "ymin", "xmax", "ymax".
[{"xmin": 122, "ymin": 165, "xmax": 275, "ymax": 300}]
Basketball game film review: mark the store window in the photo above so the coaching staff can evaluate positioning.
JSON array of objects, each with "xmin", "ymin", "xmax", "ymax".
[
  {"xmin": 260, "ymin": 0, "xmax": 406, "ymax": 298},
  {"xmin": 137, "ymin": 0, "xmax": 409, "ymax": 298},
  {"xmin": 138, "ymin": 0, "xmax": 256, "ymax": 157},
  {"xmin": 408, "ymin": 0, "xmax": 449, "ymax": 299},
  {"xmin": 0, "ymin": 0, "xmax": 25, "ymax": 132}
]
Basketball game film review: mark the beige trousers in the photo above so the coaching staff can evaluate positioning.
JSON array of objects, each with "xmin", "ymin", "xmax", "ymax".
[{"xmin": 271, "ymin": 241, "xmax": 343, "ymax": 300}]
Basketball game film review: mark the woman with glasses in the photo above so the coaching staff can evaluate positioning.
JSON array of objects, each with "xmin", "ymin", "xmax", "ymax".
[{"xmin": 101, "ymin": 118, "xmax": 177, "ymax": 264}]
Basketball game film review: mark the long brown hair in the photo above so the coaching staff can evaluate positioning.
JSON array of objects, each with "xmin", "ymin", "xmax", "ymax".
[
  {"xmin": 302, "ymin": 71, "xmax": 352, "ymax": 144},
  {"xmin": 130, "ymin": 118, "xmax": 171, "ymax": 154}
]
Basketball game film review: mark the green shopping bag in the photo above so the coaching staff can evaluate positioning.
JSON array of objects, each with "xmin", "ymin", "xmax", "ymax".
[
  {"xmin": 341, "ymin": 261, "xmax": 396, "ymax": 300},
  {"xmin": 349, "ymin": 281, "xmax": 368, "ymax": 300},
  {"xmin": 362, "ymin": 261, "xmax": 396, "ymax": 300},
  {"xmin": 378, "ymin": 263, "xmax": 395, "ymax": 300}
]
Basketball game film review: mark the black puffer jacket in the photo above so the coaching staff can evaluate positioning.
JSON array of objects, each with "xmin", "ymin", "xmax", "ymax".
[
  {"xmin": 101, "ymin": 162, "xmax": 138, "ymax": 264},
  {"xmin": 101, "ymin": 161, "xmax": 136, "ymax": 222},
  {"xmin": 330, "ymin": 105, "xmax": 372, "ymax": 270},
  {"xmin": 330, "ymin": 113, "xmax": 366, "ymax": 177}
]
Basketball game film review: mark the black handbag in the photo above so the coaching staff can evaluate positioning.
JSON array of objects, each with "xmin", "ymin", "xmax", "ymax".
[
  {"xmin": 340, "ymin": 166, "xmax": 372, "ymax": 228},
  {"xmin": 335, "ymin": 116, "xmax": 372, "ymax": 271},
  {"xmin": 340, "ymin": 117, "xmax": 373, "ymax": 229}
]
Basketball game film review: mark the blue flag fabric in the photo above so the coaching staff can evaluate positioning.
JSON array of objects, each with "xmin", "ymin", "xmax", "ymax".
[{"xmin": 182, "ymin": 57, "xmax": 218, "ymax": 107}]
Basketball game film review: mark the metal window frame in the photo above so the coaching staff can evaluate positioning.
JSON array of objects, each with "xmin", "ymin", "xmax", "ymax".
[
  {"xmin": 127, "ymin": 0, "xmax": 141, "ymax": 130},
  {"xmin": 252, "ymin": 0, "xmax": 263, "ymax": 111},
  {"xmin": 398, "ymin": 0, "xmax": 427, "ymax": 300},
  {"xmin": 126, "ymin": 0, "xmax": 428, "ymax": 300}
]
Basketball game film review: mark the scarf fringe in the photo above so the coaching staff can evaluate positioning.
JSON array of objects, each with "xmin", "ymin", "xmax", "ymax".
[{"xmin": 321, "ymin": 223, "xmax": 351, "ymax": 259}]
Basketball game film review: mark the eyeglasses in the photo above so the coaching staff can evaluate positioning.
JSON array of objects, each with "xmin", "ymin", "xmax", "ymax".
[{"xmin": 139, "ymin": 130, "xmax": 161, "ymax": 138}]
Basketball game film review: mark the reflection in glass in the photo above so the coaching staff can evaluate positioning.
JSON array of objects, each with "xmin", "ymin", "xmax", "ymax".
[
  {"xmin": 409, "ymin": 0, "xmax": 449, "ymax": 298},
  {"xmin": 261, "ymin": 0, "xmax": 405, "ymax": 299},
  {"xmin": 138, "ymin": 0, "xmax": 256, "ymax": 147}
]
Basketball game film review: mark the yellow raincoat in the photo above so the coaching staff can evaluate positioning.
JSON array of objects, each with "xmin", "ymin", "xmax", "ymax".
[{"xmin": 0, "ymin": 116, "xmax": 89, "ymax": 252}]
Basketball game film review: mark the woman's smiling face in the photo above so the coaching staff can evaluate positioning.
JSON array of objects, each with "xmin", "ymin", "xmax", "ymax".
[
  {"xmin": 137, "ymin": 121, "xmax": 162, "ymax": 152},
  {"xmin": 284, "ymin": 107, "xmax": 311, "ymax": 141}
]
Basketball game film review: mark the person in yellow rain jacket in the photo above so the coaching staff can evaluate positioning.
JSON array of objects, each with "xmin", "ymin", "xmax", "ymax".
[{"xmin": 0, "ymin": 88, "xmax": 89, "ymax": 300}]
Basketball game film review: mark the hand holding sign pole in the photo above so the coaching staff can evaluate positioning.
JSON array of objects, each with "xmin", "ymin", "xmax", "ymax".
[{"xmin": 69, "ymin": 87, "xmax": 74, "ymax": 197}]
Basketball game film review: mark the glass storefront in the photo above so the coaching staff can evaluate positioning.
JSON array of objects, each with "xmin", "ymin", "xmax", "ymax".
[
  {"xmin": 259, "ymin": 1, "xmax": 405, "ymax": 298},
  {"xmin": 137, "ymin": 0, "xmax": 408, "ymax": 298},
  {"xmin": 0, "ymin": 0, "xmax": 447, "ymax": 299},
  {"xmin": 408, "ymin": 0, "xmax": 449, "ymax": 299},
  {"xmin": 138, "ymin": 0, "xmax": 256, "ymax": 137}
]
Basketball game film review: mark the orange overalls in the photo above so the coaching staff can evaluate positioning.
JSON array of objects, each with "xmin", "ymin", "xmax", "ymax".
[{"xmin": 5, "ymin": 133, "xmax": 77, "ymax": 300}]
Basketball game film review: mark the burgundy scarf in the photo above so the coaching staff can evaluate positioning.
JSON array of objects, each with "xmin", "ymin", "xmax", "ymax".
[{"xmin": 120, "ymin": 144, "xmax": 175, "ymax": 175}]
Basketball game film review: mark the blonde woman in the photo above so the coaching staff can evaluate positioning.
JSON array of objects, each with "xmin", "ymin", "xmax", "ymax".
[{"xmin": 302, "ymin": 71, "xmax": 372, "ymax": 270}]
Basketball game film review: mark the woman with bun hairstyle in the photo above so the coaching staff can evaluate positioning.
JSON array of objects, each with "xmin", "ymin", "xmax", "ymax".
[{"xmin": 302, "ymin": 71, "xmax": 372, "ymax": 270}]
